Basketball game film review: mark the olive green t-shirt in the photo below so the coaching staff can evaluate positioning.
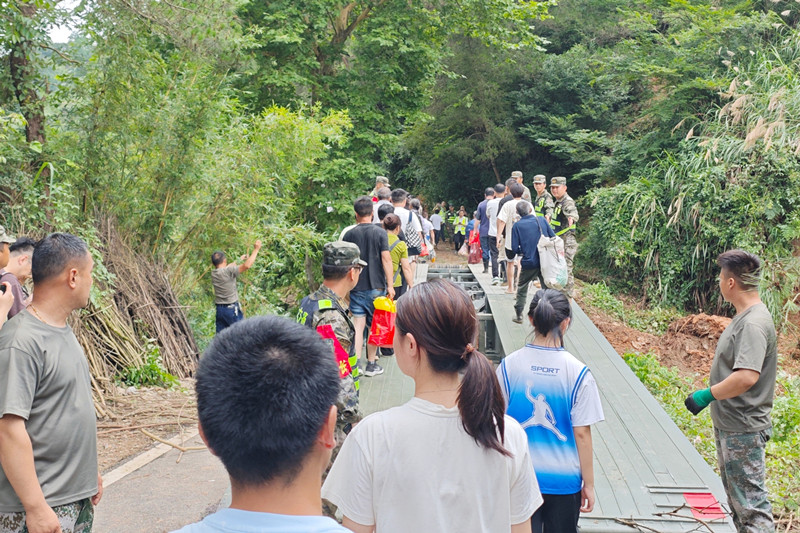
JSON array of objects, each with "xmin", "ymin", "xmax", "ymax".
[
  {"xmin": 211, "ymin": 264, "xmax": 240, "ymax": 305},
  {"xmin": 387, "ymin": 233, "xmax": 408, "ymax": 288},
  {"xmin": 0, "ymin": 310, "xmax": 98, "ymax": 511},
  {"xmin": 710, "ymin": 303, "xmax": 777, "ymax": 433}
]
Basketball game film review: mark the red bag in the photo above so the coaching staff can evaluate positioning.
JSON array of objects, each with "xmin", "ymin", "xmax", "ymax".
[
  {"xmin": 368, "ymin": 297, "xmax": 396, "ymax": 347},
  {"xmin": 420, "ymin": 241, "xmax": 430, "ymax": 257},
  {"xmin": 468, "ymin": 241, "xmax": 481, "ymax": 264}
]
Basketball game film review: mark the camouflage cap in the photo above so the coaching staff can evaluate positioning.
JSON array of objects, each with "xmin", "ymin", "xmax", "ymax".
[
  {"xmin": 550, "ymin": 176, "xmax": 567, "ymax": 186},
  {"xmin": 0, "ymin": 225, "xmax": 16, "ymax": 245},
  {"xmin": 533, "ymin": 174, "xmax": 546, "ymax": 184},
  {"xmin": 324, "ymin": 241, "xmax": 368, "ymax": 267},
  {"xmin": 511, "ymin": 170, "xmax": 523, "ymax": 179},
  {"xmin": 376, "ymin": 175, "xmax": 390, "ymax": 185}
]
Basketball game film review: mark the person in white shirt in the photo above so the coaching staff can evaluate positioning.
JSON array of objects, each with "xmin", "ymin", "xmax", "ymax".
[
  {"xmin": 497, "ymin": 183, "xmax": 524, "ymax": 293},
  {"xmin": 486, "ymin": 183, "xmax": 506, "ymax": 284},
  {"xmin": 323, "ymin": 279, "xmax": 541, "ymax": 533},
  {"xmin": 430, "ymin": 209, "xmax": 443, "ymax": 249},
  {"xmin": 372, "ymin": 187, "xmax": 392, "ymax": 224}
]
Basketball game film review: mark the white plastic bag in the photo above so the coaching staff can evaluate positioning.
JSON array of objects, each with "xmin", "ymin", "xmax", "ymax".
[{"xmin": 536, "ymin": 219, "xmax": 568, "ymax": 289}]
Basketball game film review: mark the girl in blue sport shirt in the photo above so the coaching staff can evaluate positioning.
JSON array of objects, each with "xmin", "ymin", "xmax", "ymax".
[{"xmin": 497, "ymin": 289, "xmax": 605, "ymax": 533}]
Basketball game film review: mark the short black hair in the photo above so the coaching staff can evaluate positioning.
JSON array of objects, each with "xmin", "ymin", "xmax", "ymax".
[
  {"xmin": 211, "ymin": 251, "xmax": 226, "ymax": 267},
  {"xmin": 322, "ymin": 264, "xmax": 356, "ymax": 280},
  {"xmin": 377, "ymin": 187, "xmax": 391, "ymax": 200},
  {"xmin": 32, "ymin": 233, "xmax": 90, "ymax": 284},
  {"xmin": 485, "ymin": 187, "xmax": 495, "ymax": 197},
  {"xmin": 9, "ymin": 237, "xmax": 36, "ymax": 256},
  {"xmin": 505, "ymin": 178, "xmax": 516, "ymax": 189},
  {"xmin": 494, "ymin": 184, "xmax": 506, "ymax": 195},
  {"xmin": 509, "ymin": 182, "xmax": 524, "ymax": 198},
  {"xmin": 354, "ymin": 196, "xmax": 374, "ymax": 217},
  {"xmin": 377, "ymin": 203, "xmax": 395, "ymax": 221},
  {"xmin": 391, "ymin": 188, "xmax": 409, "ymax": 204},
  {"xmin": 196, "ymin": 315, "xmax": 339, "ymax": 485},
  {"xmin": 718, "ymin": 249, "xmax": 761, "ymax": 291}
]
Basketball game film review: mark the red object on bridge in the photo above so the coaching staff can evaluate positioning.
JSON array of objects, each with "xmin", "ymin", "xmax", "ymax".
[{"xmin": 683, "ymin": 492, "xmax": 726, "ymax": 520}]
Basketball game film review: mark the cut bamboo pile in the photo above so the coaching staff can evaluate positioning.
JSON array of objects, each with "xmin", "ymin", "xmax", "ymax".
[{"xmin": 69, "ymin": 218, "xmax": 199, "ymax": 413}]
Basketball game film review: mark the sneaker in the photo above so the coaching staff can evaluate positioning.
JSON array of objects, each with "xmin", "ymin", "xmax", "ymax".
[
  {"xmin": 381, "ymin": 347, "xmax": 394, "ymax": 356},
  {"xmin": 364, "ymin": 361, "xmax": 385, "ymax": 377},
  {"xmin": 482, "ymin": 266, "xmax": 489, "ymax": 274},
  {"xmin": 491, "ymin": 277, "xmax": 501, "ymax": 285},
  {"xmin": 512, "ymin": 314, "xmax": 523, "ymax": 324}
]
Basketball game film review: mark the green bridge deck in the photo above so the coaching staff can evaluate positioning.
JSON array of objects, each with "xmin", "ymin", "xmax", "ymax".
[{"xmin": 360, "ymin": 262, "xmax": 736, "ymax": 532}]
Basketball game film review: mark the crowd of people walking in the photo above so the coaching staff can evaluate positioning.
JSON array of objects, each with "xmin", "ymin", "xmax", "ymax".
[{"xmin": 0, "ymin": 166, "xmax": 779, "ymax": 533}]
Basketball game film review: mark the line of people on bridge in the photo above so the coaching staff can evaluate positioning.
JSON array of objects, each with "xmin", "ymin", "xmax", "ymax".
[{"xmin": 0, "ymin": 189, "xmax": 778, "ymax": 533}]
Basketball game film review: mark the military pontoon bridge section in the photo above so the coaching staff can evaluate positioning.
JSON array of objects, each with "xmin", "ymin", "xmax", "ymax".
[{"xmin": 360, "ymin": 263, "xmax": 735, "ymax": 532}]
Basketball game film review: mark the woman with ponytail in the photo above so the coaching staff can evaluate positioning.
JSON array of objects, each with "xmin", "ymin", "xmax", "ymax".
[
  {"xmin": 497, "ymin": 289, "xmax": 605, "ymax": 533},
  {"xmin": 323, "ymin": 278, "xmax": 541, "ymax": 533}
]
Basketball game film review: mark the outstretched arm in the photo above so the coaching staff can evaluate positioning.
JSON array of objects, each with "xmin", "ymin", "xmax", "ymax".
[
  {"xmin": 0, "ymin": 282, "xmax": 14, "ymax": 327},
  {"xmin": 238, "ymin": 239, "xmax": 263, "ymax": 273}
]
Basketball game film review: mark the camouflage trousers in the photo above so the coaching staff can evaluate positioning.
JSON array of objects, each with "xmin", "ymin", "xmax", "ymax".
[
  {"xmin": 0, "ymin": 498, "xmax": 93, "ymax": 533},
  {"xmin": 562, "ymin": 233, "xmax": 578, "ymax": 299},
  {"xmin": 714, "ymin": 428, "xmax": 774, "ymax": 533}
]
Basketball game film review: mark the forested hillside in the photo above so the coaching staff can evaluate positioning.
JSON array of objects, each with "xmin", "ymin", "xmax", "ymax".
[{"xmin": 2, "ymin": 0, "xmax": 798, "ymax": 353}]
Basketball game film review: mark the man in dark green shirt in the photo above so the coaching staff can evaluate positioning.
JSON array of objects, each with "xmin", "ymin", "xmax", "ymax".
[{"xmin": 685, "ymin": 250, "xmax": 777, "ymax": 533}]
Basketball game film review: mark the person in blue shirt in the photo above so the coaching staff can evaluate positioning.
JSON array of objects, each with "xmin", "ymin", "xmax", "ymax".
[
  {"xmin": 509, "ymin": 201, "xmax": 555, "ymax": 323},
  {"xmin": 497, "ymin": 289, "xmax": 605, "ymax": 533},
  {"xmin": 172, "ymin": 316, "xmax": 350, "ymax": 533}
]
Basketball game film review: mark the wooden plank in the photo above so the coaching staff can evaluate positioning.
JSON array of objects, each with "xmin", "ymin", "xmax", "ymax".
[{"xmin": 466, "ymin": 267, "xmax": 735, "ymax": 532}]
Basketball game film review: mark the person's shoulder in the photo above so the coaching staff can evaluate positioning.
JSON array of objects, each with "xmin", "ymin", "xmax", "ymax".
[{"xmin": 0, "ymin": 312, "xmax": 45, "ymax": 352}]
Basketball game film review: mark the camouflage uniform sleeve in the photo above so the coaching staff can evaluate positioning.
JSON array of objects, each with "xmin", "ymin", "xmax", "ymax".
[
  {"xmin": 316, "ymin": 311, "xmax": 362, "ymax": 424},
  {"xmin": 545, "ymin": 193, "xmax": 555, "ymax": 219},
  {"xmin": 564, "ymin": 196, "xmax": 579, "ymax": 223}
]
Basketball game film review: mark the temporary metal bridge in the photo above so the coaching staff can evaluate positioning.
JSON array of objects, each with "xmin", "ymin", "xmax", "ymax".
[{"xmin": 359, "ymin": 263, "xmax": 735, "ymax": 532}]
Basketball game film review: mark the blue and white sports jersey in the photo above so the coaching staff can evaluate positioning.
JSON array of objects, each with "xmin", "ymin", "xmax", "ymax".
[{"xmin": 497, "ymin": 345, "xmax": 604, "ymax": 495}]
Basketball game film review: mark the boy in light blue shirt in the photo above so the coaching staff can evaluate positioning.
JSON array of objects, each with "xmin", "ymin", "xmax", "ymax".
[{"xmin": 172, "ymin": 316, "xmax": 349, "ymax": 533}]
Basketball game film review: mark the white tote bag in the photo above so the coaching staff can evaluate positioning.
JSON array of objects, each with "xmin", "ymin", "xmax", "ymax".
[{"xmin": 536, "ymin": 218, "xmax": 568, "ymax": 290}]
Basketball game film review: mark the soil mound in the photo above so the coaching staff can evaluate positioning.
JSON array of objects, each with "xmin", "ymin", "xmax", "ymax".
[{"xmin": 667, "ymin": 313, "xmax": 731, "ymax": 339}]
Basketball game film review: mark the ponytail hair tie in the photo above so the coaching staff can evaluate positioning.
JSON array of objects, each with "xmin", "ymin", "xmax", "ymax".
[{"xmin": 461, "ymin": 343, "xmax": 475, "ymax": 360}]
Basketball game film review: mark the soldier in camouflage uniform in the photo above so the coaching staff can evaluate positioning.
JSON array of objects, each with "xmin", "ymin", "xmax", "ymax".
[
  {"xmin": 685, "ymin": 250, "xmax": 777, "ymax": 532},
  {"xmin": 549, "ymin": 176, "xmax": 579, "ymax": 298},
  {"xmin": 532, "ymin": 175, "xmax": 554, "ymax": 221},
  {"xmin": 297, "ymin": 241, "xmax": 365, "ymax": 518}
]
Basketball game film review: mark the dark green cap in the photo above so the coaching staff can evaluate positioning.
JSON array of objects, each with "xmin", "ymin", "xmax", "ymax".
[
  {"xmin": 324, "ymin": 241, "xmax": 368, "ymax": 267},
  {"xmin": 0, "ymin": 225, "xmax": 15, "ymax": 245},
  {"xmin": 550, "ymin": 176, "xmax": 567, "ymax": 186}
]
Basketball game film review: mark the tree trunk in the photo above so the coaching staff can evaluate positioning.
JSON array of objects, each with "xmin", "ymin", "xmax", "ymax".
[{"xmin": 9, "ymin": 2, "xmax": 52, "ymax": 221}]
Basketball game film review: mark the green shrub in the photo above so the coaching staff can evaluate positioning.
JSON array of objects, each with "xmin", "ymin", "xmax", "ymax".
[
  {"xmin": 623, "ymin": 351, "xmax": 800, "ymax": 515},
  {"xmin": 116, "ymin": 342, "xmax": 178, "ymax": 389},
  {"xmin": 582, "ymin": 281, "xmax": 680, "ymax": 334}
]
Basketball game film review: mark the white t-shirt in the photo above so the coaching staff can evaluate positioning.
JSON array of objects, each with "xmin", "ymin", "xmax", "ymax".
[
  {"xmin": 486, "ymin": 198, "xmax": 501, "ymax": 237},
  {"xmin": 394, "ymin": 206, "xmax": 422, "ymax": 234},
  {"xmin": 372, "ymin": 199, "xmax": 391, "ymax": 224},
  {"xmin": 430, "ymin": 214, "xmax": 443, "ymax": 230},
  {"xmin": 497, "ymin": 345, "xmax": 604, "ymax": 495},
  {"xmin": 172, "ymin": 508, "xmax": 349, "ymax": 532},
  {"xmin": 497, "ymin": 199, "xmax": 521, "ymax": 250},
  {"xmin": 421, "ymin": 217, "xmax": 434, "ymax": 237},
  {"xmin": 322, "ymin": 398, "xmax": 541, "ymax": 533}
]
